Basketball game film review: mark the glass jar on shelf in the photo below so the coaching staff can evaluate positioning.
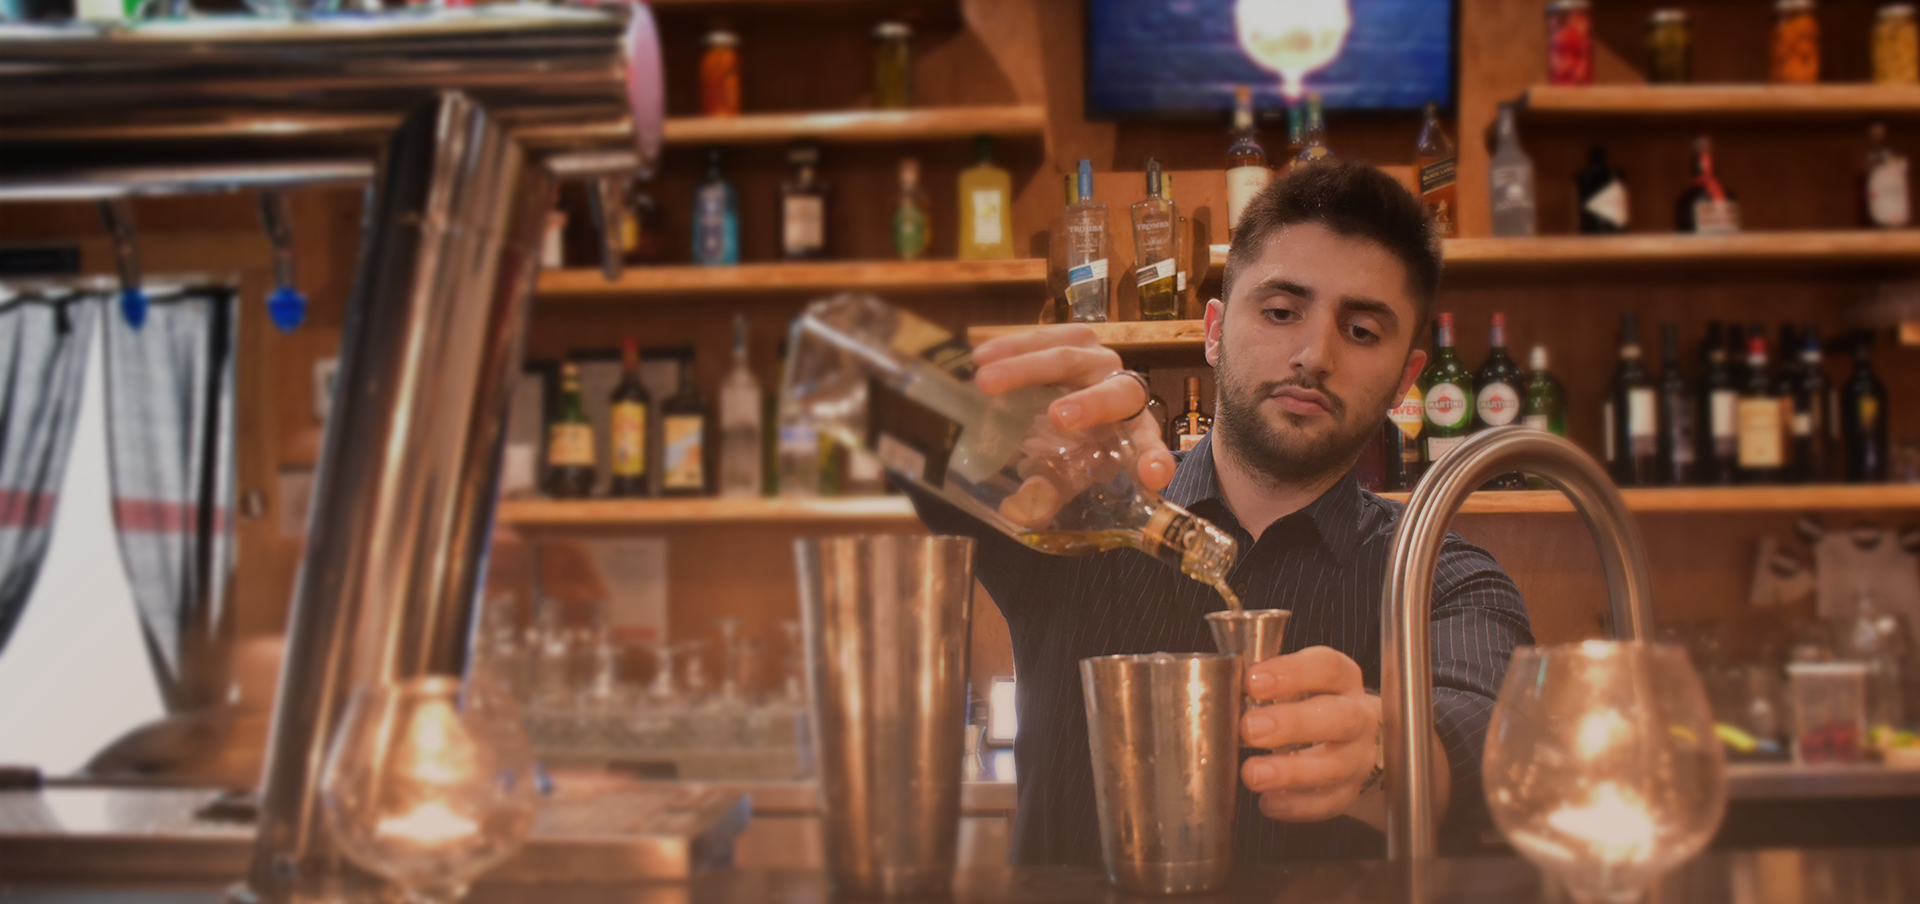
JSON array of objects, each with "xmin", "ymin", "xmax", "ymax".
[
  {"xmin": 1546, "ymin": 0, "xmax": 1595, "ymax": 86},
  {"xmin": 872, "ymin": 21, "xmax": 913, "ymax": 109},
  {"xmin": 1875, "ymin": 3, "xmax": 1920, "ymax": 84},
  {"xmin": 700, "ymin": 29, "xmax": 742, "ymax": 118},
  {"xmin": 1647, "ymin": 9, "xmax": 1692, "ymax": 84},
  {"xmin": 1771, "ymin": 0, "xmax": 1821, "ymax": 84}
]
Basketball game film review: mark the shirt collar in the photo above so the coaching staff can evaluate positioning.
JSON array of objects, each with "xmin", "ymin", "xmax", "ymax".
[{"xmin": 1163, "ymin": 432, "xmax": 1366, "ymax": 565}]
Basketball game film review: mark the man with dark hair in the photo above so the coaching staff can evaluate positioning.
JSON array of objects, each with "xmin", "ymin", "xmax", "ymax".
[{"xmin": 913, "ymin": 160, "xmax": 1533, "ymax": 863}]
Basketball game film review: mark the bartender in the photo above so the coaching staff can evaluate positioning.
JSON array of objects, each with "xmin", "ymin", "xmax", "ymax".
[{"xmin": 911, "ymin": 160, "xmax": 1534, "ymax": 863}]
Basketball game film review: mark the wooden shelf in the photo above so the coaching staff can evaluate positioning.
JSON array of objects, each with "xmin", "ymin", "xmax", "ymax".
[
  {"xmin": 499, "ymin": 485, "xmax": 1920, "ymax": 529},
  {"xmin": 663, "ymin": 106, "xmax": 1046, "ymax": 146},
  {"xmin": 538, "ymin": 258, "xmax": 1047, "ymax": 300},
  {"xmin": 1522, "ymin": 84, "xmax": 1920, "ymax": 118},
  {"xmin": 969, "ymin": 319, "xmax": 1206, "ymax": 352}
]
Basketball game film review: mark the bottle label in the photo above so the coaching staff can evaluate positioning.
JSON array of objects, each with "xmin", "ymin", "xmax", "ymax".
[
  {"xmin": 610, "ymin": 401, "xmax": 647, "ymax": 477},
  {"xmin": 1419, "ymin": 156, "xmax": 1457, "ymax": 194},
  {"xmin": 1136, "ymin": 258, "xmax": 1177, "ymax": 287},
  {"xmin": 867, "ymin": 377, "xmax": 961, "ymax": 486},
  {"xmin": 1523, "ymin": 414, "xmax": 1550, "ymax": 431},
  {"xmin": 783, "ymin": 195, "xmax": 824, "ymax": 254},
  {"xmin": 1711, "ymin": 389, "xmax": 1737, "ymax": 440},
  {"xmin": 1226, "ymin": 166, "xmax": 1272, "ymax": 230},
  {"xmin": 696, "ymin": 185, "xmax": 730, "ymax": 262},
  {"xmin": 1390, "ymin": 387, "xmax": 1425, "ymax": 439},
  {"xmin": 1427, "ymin": 434, "xmax": 1465, "ymax": 461},
  {"xmin": 1692, "ymin": 198, "xmax": 1741, "ymax": 234},
  {"xmin": 548, "ymin": 423, "xmax": 594, "ymax": 468},
  {"xmin": 971, "ymin": 189, "xmax": 1005, "ymax": 245},
  {"xmin": 1490, "ymin": 164, "xmax": 1535, "ymax": 215},
  {"xmin": 1179, "ymin": 428, "xmax": 1208, "ymax": 452},
  {"xmin": 1861, "ymin": 396, "xmax": 1881, "ymax": 426},
  {"xmin": 1068, "ymin": 258, "xmax": 1110, "ymax": 288},
  {"xmin": 1628, "ymin": 387, "xmax": 1657, "ymax": 459},
  {"xmin": 1869, "ymin": 158, "xmax": 1911, "ymax": 227},
  {"xmin": 1793, "ymin": 410, "xmax": 1813, "ymax": 438},
  {"xmin": 662, "ymin": 414, "xmax": 706, "ymax": 489},
  {"xmin": 1477, "ymin": 383, "xmax": 1521, "ymax": 427},
  {"xmin": 1585, "ymin": 179, "xmax": 1629, "ymax": 228},
  {"xmin": 1671, "ymin": 403, "xmax": 1696, "ymax": 465},
  {"xmin": 1176, "ymin": 270, "xmax": 1188, "ymax": 292},
  {"xmin": 1737, "ymin": 398, "xmax": 1784, "ymax": 468},
  {"xmin": 887, "ymin": 311, "xmax": 977, "ymax": 380},
  {"xmin": 1424, "ymin": 383, "xmax": 1469, "ymax": 428}
]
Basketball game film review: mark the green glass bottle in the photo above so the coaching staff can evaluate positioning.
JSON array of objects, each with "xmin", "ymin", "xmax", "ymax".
[
  {"xmin": 1419, "ymin": 312, "xmax": 1474, "ymax": 467},
  {"xmin": 893, "ymin": 157, "xmax": 931, "ymax": 261},
  {"xmin": 1522, "ymin": 345, "xmax": 1568, "ymax": 437},
  {"xmin": 545, "ymin": 361, "xmax": 597, "ymax": 499}
]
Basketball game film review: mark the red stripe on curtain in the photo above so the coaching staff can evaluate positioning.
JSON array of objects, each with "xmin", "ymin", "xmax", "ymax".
[
  {"xmin": 0, "ymin": 489, "xmax": 58, "ymax": 529},
  {"xmin": 111, "ymin": 498, "xmax": 230, "ymax": 533}
]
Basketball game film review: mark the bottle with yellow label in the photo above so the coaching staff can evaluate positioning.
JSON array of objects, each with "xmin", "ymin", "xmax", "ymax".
[
  {"xmin": 958, "ymin": 135, "xmax": 1014, "ymax": 261},
  {"xmin": 609, "ymin": 337, "xmax": 651, "ymax": 497},
  {"xmin": 545, "ymin": 361, "xmax": 597, "ymax": 499},
  {"xmin": 661, "ymin": 348, "xmax": 712, "ymax": 497}
]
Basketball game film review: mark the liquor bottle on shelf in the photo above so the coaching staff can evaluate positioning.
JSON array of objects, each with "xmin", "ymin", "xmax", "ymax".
[
  {"xmin": 1472, "ymin": 312, "xmax": 1525, "ymax": 489},
  {"xmin": 1161, "ymin": 173, "xmax": 1190, "ymax": 307},
  {"xmin": 1383, "ymin": 381, "xmax": 1425, "ymax": 491},
  {"xmin": 609, "ymin": 338, "xmax": 651, "ymax": 498},
  {"xmin": 780, "ymin": 143, "xmax": 828, "ymax": 261},
  {"xmin": 693, "ymin": 148, "xmax": 739, "ymax": 266},
  {"xmin": 1176, "ymin": 376, "xmax": 1212, "ymax": 451},
  {"xmin": 1788, "ymin": 325, "xmax": 1829, "ymax": 483},
  {"xmin": 1132, "ymin": 158, "xmax": 1181, "ymax": 322},
  {"xmin": 959, "ymin": 135, "xmax": 1015, "ymax": 261},
  {"xmin": 1294, "ymin": 93, "xmax": 1334, "ymax": 169},
  {"xmin": 1488, "ymin": 101, "xmax": 1537, "ymax": 238},
  {"xmin": 1138, "ymin": 367, "xmax": 1172, "ymax": 448},
  {"xmin": 623, "ymin": 180, "xmax": 664, "ymax": 265},
  {"xmin": 763, "ymin": 343, "xmax": 781, "ymax": 497},
  {"xmin": 1695, "ymin": 322, "xmax": 1737, "ymax": 485},
  {"xmin": 1285, "ymin": 101, "xmax": 1305, "ymax": 161},
  {"xmin": 699, "ymin": 29, "xmax": 741, "ymax": 118},
  {"xmin": 1862, "ymin": 122, "xmax": 1912, "ymax": 229},
  {"xmin": 1676, "ymin": 135, "xmax": 1740, "ymax": 234},
  {"xmin": 1415, "ymin": 101, "xmax": 1458, "ymax": 237},
  {"xmin": 660, "ymin": 349, "xmax": 711, "ymax": 497},
  {"xmin": 893, "ymin": 157, "xmax": 931, "ymax": 262},
  {"xmin": 1736, "ymin": 334, "xmax": 1784, "ymax": 484},
  {"xmin": 1522, "ymin": 345, "xmax": 1567, "ymax": 436},
  {"xmin": 719, "ymin": 313, "xmax": 763, "ymax": 498},
  {"xmin": 1225, "ymin": 84, "xmax": 1271, "ymax": 234},
  {"xmin": 1062, "ymin": 158, "xmax": 1112, "ymax": 323},
  {"xmin": 1420, "ymin": 312, "xmax": 1473, "ymax": 467},
  {"xmin": 1841, "ymin": 332, "xmax": 1890, "ymax": 482},
  {"xmin": 1656, "ymin": 322, "xmax": 1694, "ymax": 486},
  {"xmin": 545, "ymin": 361, "xmax": 597, "ymax": 499},
  {"xmin": 1604, "ymin": 312, "xmax": 1658, "ymax": 486},
  {"xmin": 1575, "ymin": 146, "xmax": 1630, "ymax": 234},
  {"xmin": 1773, "ymin": 324, "xmax": 1804, "ymax": 480},
  {"xmin": 775, "ymin": 325, "xmax": 819, "ymax": 498}
]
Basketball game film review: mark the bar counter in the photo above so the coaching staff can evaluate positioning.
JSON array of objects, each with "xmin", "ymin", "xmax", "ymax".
[{"xmin": 7, "ymin": 851, "xmax": 1920, "ymax": 904}]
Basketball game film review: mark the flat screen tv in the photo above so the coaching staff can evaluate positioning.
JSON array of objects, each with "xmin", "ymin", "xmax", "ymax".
[{"xmin": 1086, "ymin": 0, "xmax": 1455, "ymax": 119}]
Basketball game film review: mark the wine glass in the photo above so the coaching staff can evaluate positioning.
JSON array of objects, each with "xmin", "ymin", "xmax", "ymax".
[
  {"xmin": 1483, "ymin": 641, "xmax": 1727, "ymax": 904},
  {"xmin": 321, "ymin": 676, "xmax": 540, "ymax": 904}
]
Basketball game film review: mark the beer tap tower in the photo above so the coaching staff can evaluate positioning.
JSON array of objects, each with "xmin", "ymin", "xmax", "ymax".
[{"xmin": 0, "ymin": 8, "xmax": 664, "ymax": 899}]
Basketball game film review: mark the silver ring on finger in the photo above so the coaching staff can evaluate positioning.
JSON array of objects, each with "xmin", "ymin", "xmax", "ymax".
[{"xmin": 1107, "ymin": 369, "xmax": 1152, "ymax": 422}]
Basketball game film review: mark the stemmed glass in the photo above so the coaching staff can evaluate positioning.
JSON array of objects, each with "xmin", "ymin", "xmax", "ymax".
[
  {"xmin": 321, "ymin": 676, "xmax": 540, "ymax": 904},
  {"xmin": 1484, "ymin": 641, "xmax": 1727, "ymax": 904}
]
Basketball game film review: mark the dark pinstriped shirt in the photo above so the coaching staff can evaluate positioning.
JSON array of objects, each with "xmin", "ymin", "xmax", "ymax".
[{"xmin": 912, "ymin": 432, "xmax": 1534, "ymax": 864}]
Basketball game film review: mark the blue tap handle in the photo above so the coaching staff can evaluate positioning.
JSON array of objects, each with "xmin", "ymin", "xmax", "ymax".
[
  {"xmin": 267, "ymin": 285, "xmax": 307, "ymax": 332},
  {"xmin": 120, "ymin": 286, "xmax": 148, "ymax": 330}
]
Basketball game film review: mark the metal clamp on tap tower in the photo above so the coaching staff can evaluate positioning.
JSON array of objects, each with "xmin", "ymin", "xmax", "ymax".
[{"xmin": 0, "ymin": 8, "xmax": 663, "ymax": 901}]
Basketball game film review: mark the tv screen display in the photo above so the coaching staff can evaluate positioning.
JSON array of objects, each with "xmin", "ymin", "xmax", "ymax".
[{"xmin": 1086, "ymin": 0, "xmax": 1454, "ymax": 118}]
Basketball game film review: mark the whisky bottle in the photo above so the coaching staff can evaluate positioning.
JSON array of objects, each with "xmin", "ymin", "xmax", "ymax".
[
  {"xmin": 545, "ymin": 361, "xmax": 597, "ymax": 499},
  {"xmin": 1604, "ymin": 312, "xmax": 1658, "ymax": 486},
  {"xmin": 1415, "ymin": 102, "xmax": 1458, "ymax": 237},
  {"xmin": 780, "ymin": 143, "xmax": 828, "ymax": 261},
  {"xmin": 1695, "ymin": 322, "xmax": 1737, "ymax": 485},
  {"xmin": 1488, "ymin": 102, "xmax": 1538, "ymax": 238},
  {"xmin": 609, "ymin": 338, "xmax": 651, "ymax": 497},
  {"xmin": 1131, "ymin": 159, "xmax": 1180, "ymax": 322},
  {"xmin": 1862, "ymin": 122, "xmax": 1911, "ymax": 229},
  {"xmin": 1472, "ymin": 312, "xmax": 1525, "ymax": 489},
  {"xmin": 1789, "ymin": 326, "xmax": 1830, "ymax": 483},
  {"xmin": 1736, "ymin": 334, "xmax": 1783, "ymax": 484},
  {"xmin": 693, "ymin": 147, "xmax": 739, "ymax": 266},
  {"xmin": 785, "ymin": 293, "xmax": 1241, "ymax": 603},
  {"xmin": 1841, "ymin": 332, "xmax": 1890, "ymax": 482},
  {"xmin": 1575, "ymin": 146, "xmax": 1629, "ymax": 234},
  {"xmin": 1176, "ymin": 376, "xmax": 1212, "ymax": 451},
  {"xmin": 719, "ymin": 313, "xmax": 764, "ymax": 497},
  {"xmin": 1294, "ymin": 93, "xmax": 1334, "ymax": 169},
  {"xmin": 660, "ymin": 349, "xmax": 711, "ymax": 497},
  {"xmin": 1062, "ymin": 159, "xmax": 1112, "ymax": 323},
  {"xmin": 1419, "ymin": 312, "xmax": 1473, "ymax": 466},
  {"xmin": 959, "ymin": 135, "xmax": 1015, "ymax": 261},
  {"xmin": 893, "ymin": 157, "xmax": 931, "ymax": 261},
  {"xmin": 1676, "ymin": 135, "xmax": 1740, "ymax": 234},
  {"xmin": 1225, "ymin": 84, "xmax": 1271, "ymax": 234},
  {"xmin": 1656, "ymin": 322, "xmax": 1694, "ymax": 486}
]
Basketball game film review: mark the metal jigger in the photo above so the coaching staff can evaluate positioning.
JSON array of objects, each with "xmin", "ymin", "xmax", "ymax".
[{"xmin": 1206, "ymin": 609, "xmax": 1293, "ymax": 748}]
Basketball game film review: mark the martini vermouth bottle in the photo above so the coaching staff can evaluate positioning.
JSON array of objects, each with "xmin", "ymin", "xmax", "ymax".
[{"xmin": 783, "ymin": 293, "xmax": 1241, "ymax": 607}]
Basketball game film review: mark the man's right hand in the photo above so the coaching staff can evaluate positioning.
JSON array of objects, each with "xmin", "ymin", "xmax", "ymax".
[{"xmin": 970, "ymin": 326, "xmax": 1177, "ymax": 526}]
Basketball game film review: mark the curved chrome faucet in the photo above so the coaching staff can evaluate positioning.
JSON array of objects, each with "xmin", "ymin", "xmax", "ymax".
[{"xmin": 1381, "ymin": 428, "xmax": 1654, "ymax": 861}]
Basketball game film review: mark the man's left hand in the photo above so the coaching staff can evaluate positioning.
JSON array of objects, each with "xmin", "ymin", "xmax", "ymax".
[{"xmin": 1238, "ymin": 646, "xmax": 1380, "ymax": 822}]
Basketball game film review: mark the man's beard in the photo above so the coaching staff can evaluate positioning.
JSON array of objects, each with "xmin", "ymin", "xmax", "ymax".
[{"xmin": 1212, "ymin": 340, "xmax": 1403, "ymax": 488}]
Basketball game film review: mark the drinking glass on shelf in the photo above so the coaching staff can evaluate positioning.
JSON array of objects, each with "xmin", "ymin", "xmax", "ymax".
[
  {"xmin": 715, "ymin": 617, "xmax": 743, "ymax": 706},
  {"xmin": 321, "ymin": 676, "xmax": 540, "ymax": 904},
  {"xmin": 1484, "ymin": 642, "xmax": 1727, "ymax": 904}
]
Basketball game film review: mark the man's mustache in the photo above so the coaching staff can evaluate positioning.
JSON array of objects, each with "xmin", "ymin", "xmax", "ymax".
[{"xmin": 1250, "ymin": 375, "xmax": 1347, "ymax": 419}]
